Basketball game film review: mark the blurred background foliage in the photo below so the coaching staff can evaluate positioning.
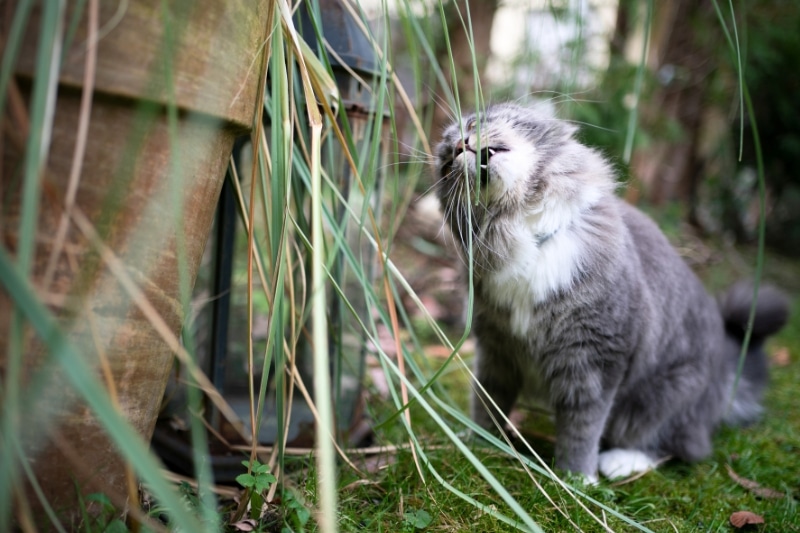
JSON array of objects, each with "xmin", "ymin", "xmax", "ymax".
[
  {"xmin": 412, "ymin": 0, "xmax": 800, "ymax": 255},
  {"xmin": 738, "ymin": 0, "xmax": 800, "ymax": 253}
]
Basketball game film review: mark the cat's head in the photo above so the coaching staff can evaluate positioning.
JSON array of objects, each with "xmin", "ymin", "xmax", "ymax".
[
  {"xmin": 435, "ymin": 104, "xmax": 588, "ymax": 209},
  {"xmin": 434, "ymin": 104, "xmax": 615, "ymax": 218}
]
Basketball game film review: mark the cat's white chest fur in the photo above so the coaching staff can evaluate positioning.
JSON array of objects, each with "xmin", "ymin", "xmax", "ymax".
[{"xmin": 484, "ymin": 213, "xmax": 582, "ymax": 338}]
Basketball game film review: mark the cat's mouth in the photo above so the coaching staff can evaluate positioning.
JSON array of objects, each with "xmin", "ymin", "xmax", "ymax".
[{"xmin": 453, "ymin": 139, "xmax": 509, "ymax": 186}]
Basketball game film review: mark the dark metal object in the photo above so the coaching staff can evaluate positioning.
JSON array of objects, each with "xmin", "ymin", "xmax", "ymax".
[
  {"xmin": 298, "ymin": 0, "xmax": 384, "ymax": 114},
  {"xmin": 207, "ymin": 141, "xmax": 242, "ymax": 426}
]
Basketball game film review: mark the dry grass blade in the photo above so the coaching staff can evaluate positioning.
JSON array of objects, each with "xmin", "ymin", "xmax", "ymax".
[
  {"xmin": 279, "ymin": 0, "xmax": 321, "ymax": 128},
  {"xmin": 298, "ymin": 36, "xmax": 339, "ymax": 105},
  {"xmin": 341, "ymin": 479, "xmax": 384, "ymax": 492},
  {"xmin": 227, "ymin": 156, "xmax": 273, "ymax": 310},
  {"xmin": 160, "ymin": 470, "xmax": 240, "ymax": 500},
  {"xmin": 3, "ymin": 77, "xmax": 31, "ymax": 151},
  {"xmin": 382, "ymin": 272, "xmax": 424, "ymax": 483},
  {"xmin": 279, "ymin": 2, "xmax": 336, "ymax": 531},
  {"xmin": 241, "ymin": 0, "xmax": 275, "ymax": 483},
  {"xmin": 725, "ymin": 464, "xmax": 786, "ymax": 499},
  {"xmin": 42, "ymin": 0, "xmax": 98, "ymax": 289}
]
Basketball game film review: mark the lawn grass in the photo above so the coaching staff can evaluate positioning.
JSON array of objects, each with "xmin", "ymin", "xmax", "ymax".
[{"xmin": 280, "ymin": 243, "xmax": 800, "ymax": 532}]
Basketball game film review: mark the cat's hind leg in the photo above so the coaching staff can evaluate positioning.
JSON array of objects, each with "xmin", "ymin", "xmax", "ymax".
[{"xmin": 604, "ymin": 353, "xmax": 717, "ymax": 459}]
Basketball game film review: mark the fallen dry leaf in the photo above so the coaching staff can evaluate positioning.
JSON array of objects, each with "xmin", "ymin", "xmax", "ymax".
[
  {"xmin": 341, "ymin": 478, "xmax": 385, "ymax": 492},
  {"xmin": 729, "ymin": 510, "xmax": 764, "ymax": 528},
  {"xmin": 726, "ymin": 464, "xmax": 785, "ymax": 499},
  {"xmin": 354, "ymin": 452, "xmax": 397, "ymax": 475},
  {"xmin": 231, "ymin": 518, "xmax": 258, "ymax": 531}
]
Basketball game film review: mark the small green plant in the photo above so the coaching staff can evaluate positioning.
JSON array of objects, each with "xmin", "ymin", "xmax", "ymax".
[
  {"xmin": 402, "ymin": 508, "xmax": 433, "ymax": 531},
  {"xmin": 78, "ymin": 492, "xmax": 129, "ymax": 533},
  {"xmin": 236, "ymin": 459, "xmax": 277, "ymax": 521},
  {"xmin": 281, "ymin": 489, "xmax": 311, "ymax": 533},
  {"xmin": 143, "ymin": 481, "xmax": 220, "ymax": 531},
  {"xmin": 177, "ymin": 480, "xmax": 203, "ymax": 510}
]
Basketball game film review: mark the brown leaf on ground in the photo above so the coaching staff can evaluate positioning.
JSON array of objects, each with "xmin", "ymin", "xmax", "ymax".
[
  {"xmin": 729, "ymin": 510, "xmax": 765, "ymax": 528},
  {"xmin": 341, "ymin": 478, "xmax": 385, "ymax": 492},
  {"xmin": 231, "ymin": 518, "xmax": 259, "ymax": 531},
  {"xmin": 354, "ymin": 451, "xmax": 397, "ymax": 475},
  {"xmin": 726, "ymin": 464, "xmax": 785, "ymax": 499},
  {"xmin": 770, "ymin": 346, "xmax": 791, "ymax": 367}
]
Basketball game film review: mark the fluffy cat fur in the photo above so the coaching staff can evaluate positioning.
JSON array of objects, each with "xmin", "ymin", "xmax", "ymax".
[{"xmin": 433, "ymin": 103, "xmax": 790, "ymax": 481}]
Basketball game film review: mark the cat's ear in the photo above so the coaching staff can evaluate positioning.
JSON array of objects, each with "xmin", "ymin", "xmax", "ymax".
[
  {"xmin": 439, "ymin": 113, "xmax": 472, "ymax": 143},
  {"xmin": 435, "ymin": 120, "xmax": 462, "ymax": 156},
  {"xmin": 527, "ymin": 100, "xmax": 578, "ymax": 137},
  {"xmin": 560, "ymin": 121, "xmax": 579, "ymax": 138},
  {"xmin": 529, "ymin": 99, "xmax": 558, "ymax": 118}
]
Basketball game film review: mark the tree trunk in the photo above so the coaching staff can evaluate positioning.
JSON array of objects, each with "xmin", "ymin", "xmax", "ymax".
[{"xmin": 626, "ymin": 0, "xmax": 722, "ymax": 208}]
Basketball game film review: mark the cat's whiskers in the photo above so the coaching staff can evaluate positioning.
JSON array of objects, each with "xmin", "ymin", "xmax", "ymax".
[{"xmin": 454, "ymin": 197, "xmax": 509, "ymax": 273}]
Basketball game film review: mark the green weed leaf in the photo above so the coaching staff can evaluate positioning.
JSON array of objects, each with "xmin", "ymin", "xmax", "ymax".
[
  {"xmin": 236, "ymin": 473, "xmax": 256, "ymax": 489},
  {"xmin": 249, "ymin": 491, "xmax": 264, "ymax": 521},
  {"xmin": 254, "ymin": 463, "xmax": 272, "ymax": 475},
  {"xmin": 403, "ymin": 509, "xmax": 433, "ymax": 529},
  {"xmin": 104, "ymin": 519, "xmax": 130, "ymax": 533},
  {"xmin": 295, "ymin": 506, "xmax": 311, "ymax": 527},
  {"xmin": 85, "ymin": 492, "xmax": 114, "ymax": 512},
  {"xmin": 254, "ymin": 476, "xmax": 274, "ymax": 493}
]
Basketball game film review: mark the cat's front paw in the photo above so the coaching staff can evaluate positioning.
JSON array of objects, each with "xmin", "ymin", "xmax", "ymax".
[{"xmin": 598, "ymin": 448, "xmax": 657, "ymax": 479}]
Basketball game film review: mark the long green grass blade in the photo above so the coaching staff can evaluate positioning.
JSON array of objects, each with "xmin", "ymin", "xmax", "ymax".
[
  {"xmin": 18, "ymin": 0, "xmax": 63, "ymax": 271},
  {"xmin": 623, "ymin": 0, "xmax": 652, "ymax": 164},
  {"xmin": 710, "ymin": 0, "xmax": 767, "ymax": 415},
  {"xmin": 0, "ymin": 0, "xmax": 33, "ymax": 116},
  {"xmin": 0, "ymin": 246, "xmax": 206, "ymax": 532},
  {"xmin": 2, "ymin": 3, "xmax": 64, "ymax": 527}
]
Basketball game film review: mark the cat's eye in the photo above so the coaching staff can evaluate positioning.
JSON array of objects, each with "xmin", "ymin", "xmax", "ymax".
[{"xmin": 487, "ymin": 145, "xmax": 509, "ymax": 155}]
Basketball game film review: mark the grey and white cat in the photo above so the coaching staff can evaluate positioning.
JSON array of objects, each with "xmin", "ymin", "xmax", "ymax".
[{"xmin": 433, "ymin": 103, "xmax": 789, "ymax": 482}]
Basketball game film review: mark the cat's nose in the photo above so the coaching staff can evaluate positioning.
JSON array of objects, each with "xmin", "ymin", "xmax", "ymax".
[{"xmin": 454, "ymin": 138, "xmax": 468, "ymax": 157}]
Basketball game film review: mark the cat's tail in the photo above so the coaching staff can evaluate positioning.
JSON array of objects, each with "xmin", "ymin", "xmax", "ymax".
[{"xmin": 718, "ymin": 281, "xmax": 790, "ymax": 425}]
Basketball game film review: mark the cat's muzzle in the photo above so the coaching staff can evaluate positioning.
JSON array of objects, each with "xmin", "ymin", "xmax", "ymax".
[{"xmin": 454, "ymin": 139, "xmax": 495, "ymax": 186}]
